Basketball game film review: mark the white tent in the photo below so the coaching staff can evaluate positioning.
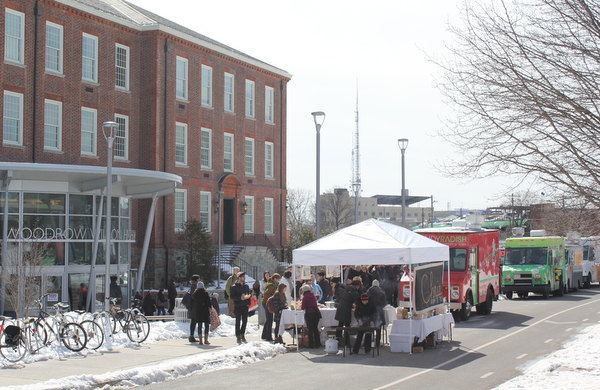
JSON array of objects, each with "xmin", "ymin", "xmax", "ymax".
[
  {"xmin": 293, "ymin": 219, "xmax": 449, "ymax": 266},
  {"xmin": 291, "ymin": 219, "xmax": 451, "ymax": 353}
]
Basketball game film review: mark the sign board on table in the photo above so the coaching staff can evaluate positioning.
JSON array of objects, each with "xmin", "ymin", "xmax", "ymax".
[{"xmin": 413, "ymin": 262, "xmax": 444, "ymax": 312}]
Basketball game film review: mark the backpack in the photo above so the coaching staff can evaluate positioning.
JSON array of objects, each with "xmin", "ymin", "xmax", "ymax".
[
  {"xmin": 3, "ymin": 325, "xmax": 22, "ymax": 347},
  {"xmin": 182, "ymin": 291, "xmax": 192, "ymax": 310},
  {"xmin": 266, "ymin": 295, "xmax": 277, "ymax": 314}
]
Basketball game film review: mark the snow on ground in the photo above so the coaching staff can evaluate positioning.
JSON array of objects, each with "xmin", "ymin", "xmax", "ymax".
[{"xmin": 3, "ymin": 307, "xmax": 600, "ymax": 389}]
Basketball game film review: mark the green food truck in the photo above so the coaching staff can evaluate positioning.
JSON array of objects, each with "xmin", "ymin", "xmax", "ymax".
[{"xmin": 502, "ymin": 230, "xmax": 567, "ymax": 299}]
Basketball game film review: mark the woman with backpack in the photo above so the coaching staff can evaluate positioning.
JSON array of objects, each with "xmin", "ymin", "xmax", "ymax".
[
  {"xmin": 261, "ymin": 273, "xmax": 280, "ymax": 342},
  {"xmin": 156, "ymin": 289, "xmax": 167, "ymax": 315},
  {"xmin": 271, "ymin": 283, "xmax": 288, "ymax": 344}
]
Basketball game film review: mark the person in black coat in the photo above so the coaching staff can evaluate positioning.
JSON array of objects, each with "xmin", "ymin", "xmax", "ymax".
[
  {"xmin": 187, "ymin": 275, "xmax": 200, "ymax": 342},
  {"xmin": 335, "ymin": 279, "xmax": 361, "ymax": 347},
  {"xmin": 230, "ymin": 272, "xmax": 252, "ymax": 343},
  {"xmin": 367, "ymin": 279, "xmax": 387, "ymax": 347},
  {"xmin": 317, "ymin": 271, "xmax": 331, "ymax": 303},
  {"xmin": 353, "ymin": 294, "xmax": 376, "ymax": 354},
  {"xmin": 142, "ymin": 291, "xmax": 156, "ymax": 317},
  {"xmin": 167, "ymin": 280, "xmax": 178, "ymax": 315},
  {"xmin": 211, "ymin": 293, "xmax": 220, "ymax": 315},
  {"xmin": 272, "ymin": 283, "xmax": 288, "ymax": 344},
  {"xmin": 193, "ymin": 282, "xmax": 212, "ymax": 345}
]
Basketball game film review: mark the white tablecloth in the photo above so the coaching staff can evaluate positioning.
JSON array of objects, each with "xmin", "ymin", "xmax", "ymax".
[
  {"xmin": 278, "ymin": 308, "xmax": 339, "ymax": 336},
  {"xmin": 390, "ymin": 313, "xmax": 454, "ymax": 342}
]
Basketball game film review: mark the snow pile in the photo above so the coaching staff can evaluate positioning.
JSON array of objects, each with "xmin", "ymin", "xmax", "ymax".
[{"xmin": 495, "ymin": 322, "xmax": 600, "ymax": 389}]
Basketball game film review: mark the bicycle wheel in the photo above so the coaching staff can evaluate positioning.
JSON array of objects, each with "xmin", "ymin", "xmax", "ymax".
[
  {"xmin": 0, "ymin": 325, "xmax": 27, "ymax": 362},
  {"xmin": 28, "ymin": 320, "xmax": 48, "ymax": 354},
  {"xmin": 110, "ymin": 312, "xmax": 124, "ymax": 334},
  {"xmin": 126, "ymin": 314, "xmax": 150, "ymax": 343},
  {"xmin": 60, "ymin": 322, "xmax": 87, "ymax": 352},
  {"xmin": 81, "ymin": 320, "xmax": 104, "ymax": 350}
]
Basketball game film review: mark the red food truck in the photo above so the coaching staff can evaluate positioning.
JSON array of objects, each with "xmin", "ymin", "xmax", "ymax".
[{"xmin": 403, "ymin": 215, "xmax": 501, "ymax": 321}]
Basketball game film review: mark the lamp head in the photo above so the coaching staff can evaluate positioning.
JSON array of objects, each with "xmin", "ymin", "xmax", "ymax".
[
  {"xmin": 397, "ymin": 138, "xmax": 409, "ymax": 151},
  {"xmin": 102, "ymin": 121, "xmax": 119, "ymax": 140},
  {"xmin": 311, "ymin": 111, "xmax": 326, "ymax": 127}
]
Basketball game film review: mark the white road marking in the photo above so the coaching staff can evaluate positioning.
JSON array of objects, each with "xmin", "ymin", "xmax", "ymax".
[
  {"xmin": 582, "ymin": 318, "xmax": 589, "ymax": 322},
  {"xmin": 544, "ymin": 339, "xmax": 553, "ymax": 344},
  {"xmin": 480, "ymin": 372, "xmax": 494, "ymax": 379},
  {"xmin": 516, "ymin": 353, "xmax": 527, "ymax": 359},
  {"xmin": 373, "ymin": 297, "xmax": 600, "ymax": 390},
  {"xmin": 566, "ymin": 328, "xmax": 572, "ymax": 332}
]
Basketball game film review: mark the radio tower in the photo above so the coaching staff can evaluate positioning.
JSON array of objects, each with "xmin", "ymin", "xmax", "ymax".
[{"xmin": 351, "ymin": 82, "xmax": 362, "ymax": 223}]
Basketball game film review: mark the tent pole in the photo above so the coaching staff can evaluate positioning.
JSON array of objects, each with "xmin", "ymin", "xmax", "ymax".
[{"xmin": 409, "ymin": 263, "xmax": 412, "ymax": 355}]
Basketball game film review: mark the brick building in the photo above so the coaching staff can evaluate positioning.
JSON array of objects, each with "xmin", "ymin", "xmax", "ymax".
[{"xmin": 1, "ymin": 0, "xmax": 291, "ymax": 305}]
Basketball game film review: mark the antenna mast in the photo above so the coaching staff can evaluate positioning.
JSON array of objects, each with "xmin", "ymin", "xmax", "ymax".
[{"xmin": 351, "ymin": 81, "xmax": 362, "ymax": 223}]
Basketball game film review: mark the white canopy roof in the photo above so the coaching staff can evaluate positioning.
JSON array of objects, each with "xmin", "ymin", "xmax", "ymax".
[{"xmin": 293, "ymin": 219, "xmax": 449, "ymax": 266}]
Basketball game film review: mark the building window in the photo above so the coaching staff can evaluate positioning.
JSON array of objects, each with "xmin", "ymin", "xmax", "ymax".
[
  {"xmin": 45, "ymin": 22, "xmax": 63, "ymax": 73},
  {"xmin": 5, "ymin": 9, "xmax": 24, "ymax": 64},
  {"xmin": 201, "ymin": 65, "xmax": 212, "ymax": 106},
  {"xmin": 265, "ymin": 142, "xmax": 274, "ymax": 179},
  {"xmin": 3, "ymin": 91, "xmax": 23, "ymax": 146},
  {"xmin": 201, "ymin": 128, "xmax": 212, "ymax": 169},
  {"xmin": 44, "ymin": 99, "xmax": 62, "ymax": 151},
  {"xmin": 82, "ymin": 33, "xmax": 98, "ymax": 82},
  {"xmin": 224, "ymin": 73, "xmax": 234, "ymax": 112},
  {"xmin": 176, "ymin": 57, "xmax": 188, "ymax": 100},
  {"xmin": 245, "ymin": 138, "xmax": 254, "ymax": 176},
  {"xmin": 265, "ymin": 86, "xmax": 274, "ymax": 123},
  {"xmin": 80, "ymin": 107, "xmax": 97, "ymax": 155},
  {"xmin": 245, "ymin": 80, "xmax": 255, "ymax": 118},
  {"xmin": 244, "ymin": 196, "xmax": 254, "ymax": 233},
  {"xmin": 115, "ymin": 44, "xmax": 129, "ymax": 90},
  {"xmin": 264, "ymin": 197, "xmax": 273, "ymax": 234},
  {"xmin": 224, "ymin": 133, "xmax": 234, "ymax": 172},
  {"xmin": 175, "ymin": 122, "xmax": 188, "ymax": 166},
  {"xmin": 174, "ymin": 189, "xmax": 187, "ymax": 232},
  {"xmin": 200, "ymin": 191, "xmax": 211, "ymax": 231},
  {"xmin": 114, "ymin": 114, "xmax": 128, "ymax": 160}
]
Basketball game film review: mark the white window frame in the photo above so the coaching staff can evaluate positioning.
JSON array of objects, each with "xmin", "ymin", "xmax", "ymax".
[
  {"xmin": 44, "ymin": 99, "xmax": 62, "ymax": 151},
  {"xmin": 265, "ymin": 141, "xmax": 274, "ymax": 179},
  {"xmin": 80, "ymin": 107, "xmax": 97, "ymax": 156},
  {"xmin": 224, "ymin": 133, "xmax": 234, "ymax": 172},
  {"xmin": 5, "ymin": 9, "xmax": 24, "ymax": 64},
  {"xmin": 45, "ymin": 22, "xmax": 63, "ymax": 74},
  {"xmin": 175, "ymin": 122, "xmax": 188, "ymax": 166},
  {"xmin": 200, "ymin": 127, "xmax": 212, "ymax": 169},
  {"xmin": 245, "ymin": 137, "xmax": 255, "ymax": 176},
  {"xmin": 201, "ymin": 65, "xmax": 212, "ymax": 106},
  {"xmin": 244, "ymin": 196, "xmax": 254, "ymax": 233},
  {"xmin": 176, "ymin": 56, "xmax": 188, "ymax": 100},
  {"xmin": 265, "ymin": 86, "xmax": 274, "ymax": 123},
  {"xmin": 82, "ymin": 33, "xmax": 98, "ymax": 82},
  {"xmin": 3, "ymin": 91, "xmax": 23, "ymax": 146},
  {"xmin": 115, "ymin": 43, "xmax": 130, "ymax": 90},
  {"xmin": 114, "ymin": 114, "xmax": 129, "ymax": 160},
  {"xmin": 200, "ymin": 191, "xmax": 211, "ymax": 232},
  {"xmin": 224, "ymin": 73, "xmax": 234, "ymax": 113},
  {"xmin": 174, "ymin": 189, "xmax": 187, "ymax": 232},
  {"xmin": 245, "ymin": 80, "xmax": 255, "ymax": 118},
  {"xmin": 264, "ymin": 197, "xmax": 273, "ymax": 234}
]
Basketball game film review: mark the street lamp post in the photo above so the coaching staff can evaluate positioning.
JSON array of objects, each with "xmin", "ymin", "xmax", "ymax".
[
  {"xmin": 102, "ymin": 121, "xmax": 119, "ymax": 311},
  {"xmin": 216, "ymin": 190, "xmax": 224, "ymax": 288},
  {"xmin": 398, "ymin": 138, "xmax": 409, "ymax": 228},
  {"xmin": 312, "ymin": 111, "xmax": 326, "ymax": 239}
]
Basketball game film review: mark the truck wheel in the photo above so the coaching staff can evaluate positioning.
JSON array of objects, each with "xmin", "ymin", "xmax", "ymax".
[
  {"xmin": 542, "ymin": 285, "xmax": 550, "ymax": 299},
  {"xmin": 481, "ymin": 288, "xmax": 493, "ymax": 314},
  {"xmin": 505, "ymin": 291, "xmax": 513, "ymax": 300},
  {"xmin": 459, "ymin": 295, "xmax": 472, "ymax": 321}
]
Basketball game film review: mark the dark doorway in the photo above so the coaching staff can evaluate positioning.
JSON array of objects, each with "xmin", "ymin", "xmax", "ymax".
[{"xmin": 223, "ymin": 198, "xmax": 235, "ymax": 244}]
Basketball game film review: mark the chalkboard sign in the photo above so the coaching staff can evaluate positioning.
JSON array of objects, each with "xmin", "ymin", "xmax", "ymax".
[{"xmin": 414, "ymin": 262, "xmax": 444, "ymax": 312}]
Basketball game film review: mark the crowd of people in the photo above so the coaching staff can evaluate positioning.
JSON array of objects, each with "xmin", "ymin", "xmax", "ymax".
[{"xmin": 145, "ymin": 264, "xmax": 404, "ymax": 353}]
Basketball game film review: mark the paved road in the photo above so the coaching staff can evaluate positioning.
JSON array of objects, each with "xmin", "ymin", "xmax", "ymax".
[{"xmin": 143, "ymin": 288, "xmax": 600, "ymax": 389}]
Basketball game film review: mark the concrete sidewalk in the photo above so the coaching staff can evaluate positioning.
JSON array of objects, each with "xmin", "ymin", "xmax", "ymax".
[{"xmin": 0, "ymin": 316, "xmax": 269, "ymax": 388}]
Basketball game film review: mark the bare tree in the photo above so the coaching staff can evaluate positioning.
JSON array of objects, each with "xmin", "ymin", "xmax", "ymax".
[
  {"xmin": 435, "ymin": 0, "xmax": 600, "ymax": 207},
  {"xmin": 321, "ymin": 188, "xmax": 354, "ymax": 231},
  {"xmin": 286, "ymin": 188, "xmax": 315, "ymax": 250},
  {"xmin": 1, "ymin": 241, "xmax": 47, "ymax": 318}
]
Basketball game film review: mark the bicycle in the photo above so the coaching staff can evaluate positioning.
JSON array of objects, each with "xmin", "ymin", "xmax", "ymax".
[
  {"xmin": 29, "ymin": 294, "xmax": 88, "ymax": 352},
  {"xmin": 67, "ymin": 310, "xmax": 105, "ymax": 350},
  {"xmin": 0, "ymin": 316, "xmax": 27, "ymax": 362},
  {"xmin": 107, "ymin": 298, "xmax": 150, "ymax": 343}
]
